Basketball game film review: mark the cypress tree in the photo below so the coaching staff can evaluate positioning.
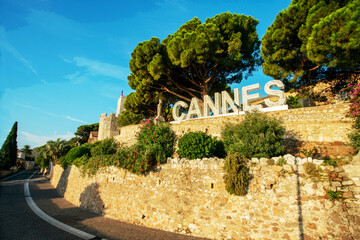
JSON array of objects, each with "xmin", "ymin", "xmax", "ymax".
[{"xmin": 0, "ymin": 121, "xmax": 18, "ymax": 169}]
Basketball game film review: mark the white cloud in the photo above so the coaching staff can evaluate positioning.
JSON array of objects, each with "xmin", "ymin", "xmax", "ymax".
[
  {"xmin": 20, "ymin": 131, "xmax": 74, "ymax": 147},
  {"xmin": 70, "ymin": 57, "xmax": 128, "ymax": 80},
  {"xmin": 13, "ymin": 102, "xmax": 57, "ymax": 117},
  {"xmin": 0, "ymin": 26, "xmax": 37, "ymax": 74},
  {"xmin": 14, "ymin": 103, "xmax": 87, "ymax": 123},
  {"xmin": 65, "ymin": 116, "xmax": 87, "ymax": 124}
]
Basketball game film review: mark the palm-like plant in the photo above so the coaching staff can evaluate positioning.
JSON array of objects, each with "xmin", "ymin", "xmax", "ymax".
[
  {"xmin": 21, "ymin": 145, "xmax": 33, "ymax": 160},
  {"xmin": 44, "ymin": 139, "xmax": 70, "ymax": 163}
]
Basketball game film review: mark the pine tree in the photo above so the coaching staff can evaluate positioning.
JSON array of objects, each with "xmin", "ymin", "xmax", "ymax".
[
  {"xmin": 261, "ymin": 0, "xmax": 359, "ymax": 89},
  {"xmin": 0, "ymin": 121, "xmax": 18, "ymax": 169}
]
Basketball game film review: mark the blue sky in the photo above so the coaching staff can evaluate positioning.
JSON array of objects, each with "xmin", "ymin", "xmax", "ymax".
[{"xmin": 0, "ymin": 0, "xmax": 291, "ymax": 149}]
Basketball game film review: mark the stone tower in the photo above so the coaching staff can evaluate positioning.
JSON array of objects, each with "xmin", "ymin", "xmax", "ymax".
[
  {"xmin": 98, "ymin": 113, "xmax": 119, "ymax": 141},
  {"xmin": 116, "ymin": 92, "xmax": 127, "ymax": 117}
]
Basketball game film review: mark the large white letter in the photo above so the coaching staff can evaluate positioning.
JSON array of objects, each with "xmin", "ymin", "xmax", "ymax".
[
  {"xmin": 173, "ymin": 101, "xmax": 188, "ymax": 121},
  {"xmin": 264, "ymin": 80, "xmax": 287, "ymax": 107},
  {"xmin": 203, "ymin": 92, "xmax": 221, "ymax": 117},
  {"xmin": 187, "ymin": 97, "xmax": 203, "ymax": 119},
  {"xmin": 242, "ymin": 83, "xmax": 262, "ymax": 111},
  {"xmin": 234, "ymin": 88, "xmax": 241, "ymax": 111},
  {"xmin": 222, "ymin": 91, "xmax": 239, "ymax": 114}
]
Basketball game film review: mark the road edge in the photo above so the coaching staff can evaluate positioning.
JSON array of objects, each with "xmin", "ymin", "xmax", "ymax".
[{"xmin": 24, "ymin": 172, "xmax": 103, "ymax": 240}]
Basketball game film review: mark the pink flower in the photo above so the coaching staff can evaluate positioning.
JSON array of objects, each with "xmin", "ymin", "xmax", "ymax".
[{"xmin": 153, "ymin": 131, "xmax": 156, "ymax": 134}]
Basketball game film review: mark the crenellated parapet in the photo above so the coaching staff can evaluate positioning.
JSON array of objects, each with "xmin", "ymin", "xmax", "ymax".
[{"xmin": 98, "ymin": 113, "xmax": 120, "ymax": 141}]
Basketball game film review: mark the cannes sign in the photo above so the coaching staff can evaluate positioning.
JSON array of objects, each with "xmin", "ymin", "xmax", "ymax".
[{"xmin": 172, "ymin": 80, "xmax": 288, "ymax": 122}]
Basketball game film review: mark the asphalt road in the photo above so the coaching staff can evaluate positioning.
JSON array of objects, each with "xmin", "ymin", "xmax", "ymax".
[
  {"xmin": 0, "ymin": 170, "xmax": 81, "ymax": 240},
  {"xmin": 0, "ymin": 170, "xmax": 209, "ymax": 240}
]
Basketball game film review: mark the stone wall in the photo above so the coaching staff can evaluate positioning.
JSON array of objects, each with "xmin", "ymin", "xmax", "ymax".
[
  {"xmin": 114, "ymin": 103, "xmax": 354, "ymax": 158},
  {"xmin": 51, "ymin": 154, "xmax": 360, "ymax": 240}
]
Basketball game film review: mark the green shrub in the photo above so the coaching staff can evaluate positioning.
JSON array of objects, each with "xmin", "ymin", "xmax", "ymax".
[
  {"xmin": 60, "ymin": 144, "xmax": 92, "ymax": 169},
  {"xmin": 300, "ymin": 148, "xmax": 318, "ymax": 158},
  {"xmin": 73, "ymin": 155, "xmax": 90, "ymax": 167},
  {"xmin": 322, "ymin": 159, "xmax": 338, "ymax": 167},
  {"xmin": 111, "ymin": 119, "xmax": 176, "ymax": 174},
  {"xmin": 328, "ymin": 190, "xmax": 343, "ymax": 200},
  {"xmin": 177, "ymin": 131, "xmax": 225, "ymax": 159},
  {"xmin": 303, "ymin": 162, "xmax": 319, "ymax": 177},
  {"xmin": 277, "ymin": 157, "xmax": 287, "ymax": 166},
  {"xmin": 35, "ymin": 155, "xmax": 50, "ymax": 169},
  {"xmin": 136, "ymin": 118, "xmax": 176, "ymax": 159},
  {"xmin": 222, "ymin": 111, "xmax": 286, "ymax": 158},
  {"xmin": 81, "ymin": 155, "xmax": 115, "ymax": 177},
  {"xmin": 223, "ymin": 152, "xmax": 251, "ymax": 196},
  {"xmin": 118, "ymin": 110, "xmax": 142, "ymax": 127},
  {"xmin": 348, "ymin": 129, "xmax": 360, "ymax": 152},
  {"xmin": 91, "ymin": 138, "xmax": 118, "ymax": 157},
  {"xmin": 266, "ymin": 158, "xmax": 275, "ymax": 165},
  {"xmin": 286, "ymin": 95, "xmax": 303, "ymax": 109}
]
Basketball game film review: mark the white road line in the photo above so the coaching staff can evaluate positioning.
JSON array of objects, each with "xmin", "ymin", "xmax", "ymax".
[
  {"xmin": 24, "ymin": 173, "xmax": 103, "ymax": 240},
  {"xmin": 0, "ymin": 170, "xmax": 24, "ymax": 182}
]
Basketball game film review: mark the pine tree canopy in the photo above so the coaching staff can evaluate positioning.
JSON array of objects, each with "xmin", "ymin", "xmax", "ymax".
[
  {"xmin": 261, "ymin": 0, "xmax": 360, "ymax": 89},
  {"xmin": 124, "ymin": 12, "xmax": 261, "ymax": 124}
]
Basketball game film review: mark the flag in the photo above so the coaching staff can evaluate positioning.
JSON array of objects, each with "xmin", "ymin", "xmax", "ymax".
[{"xmin": 121, "ymin": 90, "xmax": 124, "ymax": 97}]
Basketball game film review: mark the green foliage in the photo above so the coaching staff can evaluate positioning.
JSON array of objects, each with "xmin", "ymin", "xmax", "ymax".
[
  {"xmin": 137, "ymin": 118, "xmax": 176, "ymax": 159},
  {"xmin": 348, "ymin": 130, "xmax": 360, "ymax": 152},
  {"xmin": 223, "ymin": 152, "xmax": 251, "ymax": 196},
  {"xmin": 75, "ymin": 123, "xmax": 99, "ymax": 144},
  {"xmin": 127, "ymin": 12, "xmax": 261, "ymax": 119},
  {"xmin": 21, "ymin": 145, "xmax": 33, "ymax": 161},
  {"xmin": 0, "ymin": 121, "xmax": 18, "ymax": 169},
  {"xmin": 261, "ymin": 0, "xmax": 358, "ymax": 88},
  {"xmin": 112, "ymin": 145, "xmax": 159, "ymax": 175},
  {"xmin": 303, "ymin": 162, "xmax": 319, "ymax": 177},
  {"xmin": 77, "ymin": 119, "xmax": 176, "ymax": 176},
  {"xmin": 177, "ymin": 132, "xmax": 225, "ymax": 159},
  {"xmin": 277, "ymin": 157, "xmax": 287, "ymax": 166},
  {"xmin": 118, "ymin": 110, "xmax": 143, "ymax": 127},
  {"xmin": 267, "ymin": 159, "xmax": 275, "ymax": 165},
  {"xmin": 81, "ymin": 154, "xmax": 114, "ymax": 177},
  {"xmin": 346, "ymin": 84, "xmax": 360, "ymax": 152},
  {"xmin": 286, "ymin": 96, "xmax": 303, "ymax": 109},
  {"xmin": 60, "ymin": 144, "xmax": 92, "ymax": 169},
  {"xmin": 222, "ymin": 112, "xmax": 286, "ymax": 158},
  {"xmin": 328, "ymin": 190, "xmax": 343, "ymax": 200},
  {"xmin": 35, "ymin": 154, "xmax": 50, "ymax": 169},
  {"xmin": 44, "ymin": 138, "xmax": 71, "ymax": 163},
  {"xmin": 322, "ymin": 159, "xmax": 338, "ymax": 167},
  {"xmin": 90, "ymin": 138, "xmax": 118, "ymax": 157},
  {"xmin": 300, "ymin": 148, "xmax": 318, "ymax": 158}
]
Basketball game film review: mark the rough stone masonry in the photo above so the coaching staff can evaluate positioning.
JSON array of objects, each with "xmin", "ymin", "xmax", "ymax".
[{"xmin": 51, "ymin": 153, "xmax": 360, "ymax": 240}]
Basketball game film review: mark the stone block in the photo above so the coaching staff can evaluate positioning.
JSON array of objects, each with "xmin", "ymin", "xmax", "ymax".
[
  {"xmin": 325, "ymin": 165, "xmax": 335, "ymax": 172},
  {"xmin": 332, "ymin": 182, "xmax": 342, "ymax": 187},
  {"xmin": 271, "ymin": 165, "xmax": 283, "ymax": 172},
  {"xmin": 259, "ymin": 158, "xmax": 268, "ymax": 165},
  {"xmin": 342, "ymin": 181, "xmax": 354, "ymax": 186},
  {"xmin": 283, "ymin": 154, "xmax": 295, "ymax": 165},
  {"xmin": 313, "ymin": 159, "xmax": 324, "ymax": 165},
  {"xmin": 283, "ymin": 165, "xmax": 292, "ymax": 172},
  {"xmin": 342, "ymin": 192, "xmax": 354, "ymax": 199},
  {"xmin": 251, "ymin": 158, "xmax": 260, "ymax": 164}
]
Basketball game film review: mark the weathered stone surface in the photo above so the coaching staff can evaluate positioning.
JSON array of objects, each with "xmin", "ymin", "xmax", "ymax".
[
  {"xmin": 50, "ymin": 156, "xmax": 360, "ymax": 240},
  {"xmin": 114, "ymin": 103, "xmax": 354, "ymax": 158},
  {"xmin": 342, "ymin": 181, "xmax": 354, "ymax": 186}
]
